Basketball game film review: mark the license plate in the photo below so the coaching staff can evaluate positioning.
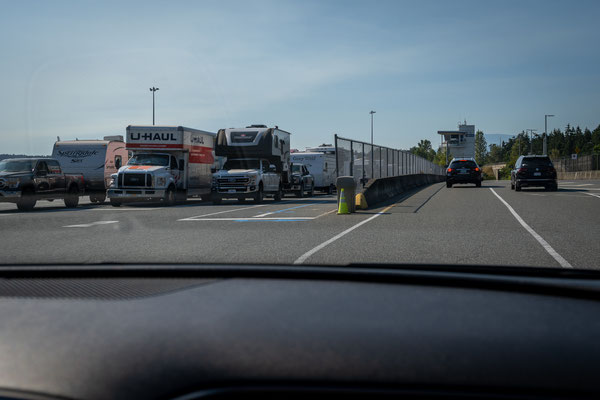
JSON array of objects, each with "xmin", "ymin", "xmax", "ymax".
[
  {"xmin": 459, "ymin": 169, "xmax": 468, "ymax": 174},
  {"xmin": 534, "ymin": 172, "xmax": 541, "ymax": 176},
  {"xmin": 228, "ymin": 189, "xmax": 236, "ymax": 193}
]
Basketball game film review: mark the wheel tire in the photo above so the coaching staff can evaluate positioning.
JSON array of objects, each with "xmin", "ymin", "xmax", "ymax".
[
  {"xmin": 64, "ymin": 186, "xmax": 80, "ymax": 208},
  {"xmin": 476, "ymin": 181, "xmax": 481, "ymax": 188},
  {"xmin": 510, "ymin": 182, "xmax": 515, "ymax": 190},
  {"xmin": 110, "ymin": 198, "xmax": 122, "ymax": 207},
  {"xmin": 212, "ymin": 195, "xmax": 222, "ymax": 205},
  {"xmin": 162, "ymin": 186, "xmax": 176, "ymax": 206},
  {"xmin": 327, "ymin": 185, "xmax": 333, "ymax": 195},
  {"xmin": 274, "ymin": 185, "xmax": 283, "ymax": 202},
  {"xmin": 175, "ymin": 190, "xmax": 187, "ymax": 204},
  {"xmin": 16, "ymin": 190, "xmax": 36, "ymax": 211},
  {"xmin": 296, "ymin": 183, "xmax": 304, "ymax": 198},
  {"xmin": 446, "ymin": 182, "xmax": 452, "ymax": 188},
  {"xmin": 515, "ymin": 183, "xmax": 522, "ymax": 192},
  {"xmin": 552, "ymin": 184, "xmax": 558, "ymax": 192},
  {"xmin": 308, "ymin": 184, "xmax": 315, "ymax": 197},
  {"xmin": 253, "ymin": 185, "xmax": 263, "ymax": 204}
]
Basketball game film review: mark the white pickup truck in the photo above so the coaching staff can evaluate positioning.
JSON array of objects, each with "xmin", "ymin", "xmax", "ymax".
[{"xmin": 211, "ymin": 158, "xmax": 282, "ymax": 204}]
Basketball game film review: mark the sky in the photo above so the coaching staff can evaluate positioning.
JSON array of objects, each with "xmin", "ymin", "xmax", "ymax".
[{"xmin": 1, "ymin": 0, "xmax": 599, "ymax": 154}]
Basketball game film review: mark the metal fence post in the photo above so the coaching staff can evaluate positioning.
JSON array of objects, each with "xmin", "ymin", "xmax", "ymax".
[{"xmin": 350, "ymin": 141, "xmax": 354, "ymax": 177}]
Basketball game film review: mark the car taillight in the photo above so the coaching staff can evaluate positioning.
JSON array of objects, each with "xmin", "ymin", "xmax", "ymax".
[
  {"xmin": 518, "ymin": 167, "xmax": 527, "ymax": 173},
  {"xmin": 447, "ymin": 168, "xmax": 453, "ymax": 173},
  {"xmin": 474, "ymin": 167, "xmax": 480, "ymax": 172}
]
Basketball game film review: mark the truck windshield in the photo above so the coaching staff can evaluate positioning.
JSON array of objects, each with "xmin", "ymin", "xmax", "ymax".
[
  {"xmin": 291, "ymin": 164, "xmax": 302, "ymax": 173},
  {"xmin": 0, "ymin": 160, "xmax": 36, "ymax": 172},
  {"xmin": 224, "ymin": 159, "xmax": 260, "ymax": 170},
  {"xmin": 127, "ymin": 154, "xmax": 169, "ymax": 166}
]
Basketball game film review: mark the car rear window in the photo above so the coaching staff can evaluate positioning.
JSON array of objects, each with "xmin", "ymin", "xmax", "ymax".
[
  {"xmin": 522, "ymin": 157, "xmax": 553, "ymax": 167},
  {"xmin": 450, "ymin": 160, "xmax": 477, "ymax": 169}
]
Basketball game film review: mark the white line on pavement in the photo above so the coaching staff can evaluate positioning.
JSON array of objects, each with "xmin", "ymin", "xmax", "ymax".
[
  {"xmin": 489, "ymin": 188, "xmax": 573, "ymax": 268},
  {"xmin": 585, "ymin": 192, "xmax": 600, "ymax": 199},
  {"xmin": 293, "ymin": 204, "xmax": 395, "ymax": 265},
  {"xmin": 92, "ymin": 207, "xmax": 162, "ymax": 211},
  {"xmin": 178, "ymin": 204, "xmax": 268, "ymax": 221},
  {"xmin": 63, "ymin": 221, "xmax": 119, "ymax": 228},
  {"xmin": 180, "ymin": 217, "xmax": 316, "ymax": 221}
]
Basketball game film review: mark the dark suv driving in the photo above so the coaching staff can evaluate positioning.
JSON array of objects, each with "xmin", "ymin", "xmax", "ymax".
[
  {"xmin": 446, "ymin": 158, "xmax": 482, "ymax": 188},
  {"xmin": 511, "ymin": 155, "xmax": 557, "ymax": 191}
]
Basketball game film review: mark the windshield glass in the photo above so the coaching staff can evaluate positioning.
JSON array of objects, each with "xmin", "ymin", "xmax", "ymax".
[
  {"xmin": 127, "ymin": 154, "xmax": 169, "ymax": 167},
  {"xmin": 224, "ymin": 159, "xmax": 260, "ymax": 170},
  {"xmin": 291, "ymin": 164, "xmax": 302, "ymax": 173},
  {"xmin": 450, "ymin": 161, "xmax": 477, "ymax": 169},
  {"xmin": 522, "ymin": 158, "xmax": 553, "ymax": 167},
  {"xmin": 0, "ymin": 160, "xmax": 36, "ymax": 173}
]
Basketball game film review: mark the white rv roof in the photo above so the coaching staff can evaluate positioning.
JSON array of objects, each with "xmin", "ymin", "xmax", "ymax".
[{"xmin": 55, "ymin": 140, "xmax": 111, "ymax": 146}]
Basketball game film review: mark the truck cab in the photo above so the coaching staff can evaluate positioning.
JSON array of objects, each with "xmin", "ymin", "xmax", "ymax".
[
  {"xmin": 286, "ymin": 163, "xmax": 314, "ymax": 197},
  {"xmin": 211, "ymin": 158, "xmax": 281, "ymax": 204}
]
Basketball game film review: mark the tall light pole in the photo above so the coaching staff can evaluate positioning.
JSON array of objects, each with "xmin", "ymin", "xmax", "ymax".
[
  {"xmin": 544, "ymin": 114, "xmax": 554, "ymax": 155},
  {"xmin": 526, "ymin": 129, "xmax": 537, "ymax": 154},
  {"xmin": 370, "ymin": 110, "xmax": 376, "ymax": 145},
  {"xmin": 150, "ymin": 87, "xmax": 159, "ymax": 125}
]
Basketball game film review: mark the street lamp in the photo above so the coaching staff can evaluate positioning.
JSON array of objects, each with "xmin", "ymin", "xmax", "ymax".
[
  {"xmin": 544, "ymin": 114, "xmax": 554, "ymax": 155},
  {"xmin": 526, "ymin": 129, "xmax": 537, "ymax": 154},
  {"xmin": 369, "ymin": 110, "xmax": 376, "ymax": 145},
  {"xmin": 150, "ymin": 87, "xmax": 159, "ymax": 125}
]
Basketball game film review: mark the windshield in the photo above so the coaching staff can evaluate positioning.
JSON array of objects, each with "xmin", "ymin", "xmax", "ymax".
[
  {"xmin": 127, "ymin": 154, "xmax": 169, "ymax": 167},
  {"xmin": 223, "ymin": 159, "xmax": 260, "ymax": 170},
  {"xmin": 2, "ymin": 2, "xmax": 600, "ymax": 272},
  {"xmin": 0, "ymin": 160, "xmax": 36, "ymax": 173}
]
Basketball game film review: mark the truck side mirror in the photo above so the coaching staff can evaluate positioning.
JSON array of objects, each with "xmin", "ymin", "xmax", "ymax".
[
  {"xmin": 269, "ymin": 165, "xmax": 277, "ymax": 172},
  {"xmin": 211, "ymin": 167, "xmax": 217, "ymax": 173}
]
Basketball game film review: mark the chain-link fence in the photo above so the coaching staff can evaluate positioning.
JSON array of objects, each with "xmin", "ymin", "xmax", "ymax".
[
  {"xmin": 551, "ymin": 154, "xmax": 600, "ymax": 172},
  {"xmin": 335, "ymin": 135, "xmax": 445, "ymax": 187}
]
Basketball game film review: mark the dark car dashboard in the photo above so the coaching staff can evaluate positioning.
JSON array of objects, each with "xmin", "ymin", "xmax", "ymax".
[{"xmin": 1, "ymin": 264, "xmax": 600, "ymax": 400}]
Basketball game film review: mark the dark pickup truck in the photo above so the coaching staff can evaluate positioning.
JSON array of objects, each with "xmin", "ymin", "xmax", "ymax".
[{"xmin": 0, "ymin": 158, "xmax": 85, "ymax": 211}]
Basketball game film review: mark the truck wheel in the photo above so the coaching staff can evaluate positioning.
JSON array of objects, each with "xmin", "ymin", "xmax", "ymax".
[
  {"xmin": 212, "ymin": 195, "xmax": 222, "ymax": 205},
  {"xmin": 163, "ymin": 186, "xmax": 176, "ymax": 206},
  {"xmin": 110, "ymin": 199, "xmax": 122, "ymax": 207},
  {"xmin": 16, "ymin": 190, "xmax": 36, "ymax": 211},
  {"xmin": 327, "ymin": 184, "xmax": 334, "ymax": 195},
  {"xmin": 175, "ymin": 190, "xmax": 187, "ymax": 204},
  {"xmin": 296, "ymin": 183, "xmax": 304, "ymax": 198},
  {"xmin": 254, "ymin": 185, "xmax": 263, "ymax": 204},
  {"xmin": 274, "ymin": 185, "xmax": 283, "ymax": 202},
  {"xmin": 64, "ymin": 186, "xmax": 80, "ymax": 208},
  {"xmin": 308, "ymin": 184, "xmax": 315, "ymax": 197}
]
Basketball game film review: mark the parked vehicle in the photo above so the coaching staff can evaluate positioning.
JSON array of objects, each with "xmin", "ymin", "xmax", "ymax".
[
  {"xmin": 511, "ymin": 155, "xmax": 557, "ymax": 191},
  {"xmin": 446, "ymin": 158, "xmax": 482, "ymax": 188},
  {"xmin": 212, "ymin": 125, "xmax": 291, "ymax": 204},
  {"xmin": 290, "ymin": 148, "xmax": 336, "ymax": 194},
  {"xmin": 286, "ymin": 163, "xmax": 314, "ymax": 197},
  {"xmin": 107, "ymin": 126, "xmax": 216, "ymax": 206},
  {"xmin": 51, "ymin": 136, "xmax": 128, "ymax": 204},
  {"xmin": 0, "ymin": 158, "xmax": 84, "ymax": 211}
]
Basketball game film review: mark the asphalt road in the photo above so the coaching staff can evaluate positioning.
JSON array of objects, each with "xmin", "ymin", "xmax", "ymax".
[{"xmin": 1, "ymin": 180, "xmax": 599, "ymax": 269}]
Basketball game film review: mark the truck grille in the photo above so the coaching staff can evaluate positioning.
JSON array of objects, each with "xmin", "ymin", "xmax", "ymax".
[
  {"xmin": 123, "ymin": 173, "xmax": 149, "ymax": 187},
  {"xmin": 217, "ymin": 177, "xmax": 250, "ymax": 188}
]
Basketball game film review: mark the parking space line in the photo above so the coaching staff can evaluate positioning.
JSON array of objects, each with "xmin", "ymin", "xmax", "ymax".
[
  {"xmin": 585, "ymin": 193, "xmax": 600, "ymax": 199},
  {"xmin": 489, "ymin": 188, "xmax": 573, "ymax": 268},
  {"xmin": 253, "ymin": 201, "xmax": 328, "ymax": 218},
  {"xmin": 63, "ymin": 221, "xmax": 119, "ymax": 228},
  {"xmin": 178, "ymin": 204, "xmax": 268, "ymax": 221},
  {"xmin": 181, "ymin": 217, "xmax": 315, "ymax": 222}
]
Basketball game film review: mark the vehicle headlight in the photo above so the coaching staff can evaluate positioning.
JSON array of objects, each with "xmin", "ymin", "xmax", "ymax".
[
  {"xmin": 156, "ymin": 177, "xmax": 166, "ymax": 187},
  {"xmin": 7, "ymin": 178, "xmax": 20, "ymax": 188},
  {"xmin": 292, "ymin": 176, "xmax": 300, "ymax": 183},
  {"xmin": 108, "ymin": 179, "xmax": 115, "ymax": 187},
  {"xmin": 249, "ymin": 176, "xmax": 257, "ymax": 185}
]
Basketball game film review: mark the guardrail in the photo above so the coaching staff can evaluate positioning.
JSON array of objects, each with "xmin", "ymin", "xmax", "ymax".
[{"xmin": 335, "ymin": 134, "xmax": 445, "ymax": 187}]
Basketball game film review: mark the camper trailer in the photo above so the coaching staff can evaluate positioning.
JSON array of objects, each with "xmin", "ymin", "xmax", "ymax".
[{"xmin": 52, "ymin": 136, "xmax": 128, "ymax": 203}]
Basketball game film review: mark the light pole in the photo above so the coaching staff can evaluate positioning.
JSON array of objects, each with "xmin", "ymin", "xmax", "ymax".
[
  {"xmin": 150, "ymin": 87, "xmax": 159, "ymax": 125},
  {"xmin": 369, "ymin": 110, "xmax": 376, "ymax": 145},
  {"xmin": 526, "ymin": 129, "xmax": 537, "ymax": 154},
  {"xmin": 544, "ymin": 114, "xmax": 554, "ymax": 155}
]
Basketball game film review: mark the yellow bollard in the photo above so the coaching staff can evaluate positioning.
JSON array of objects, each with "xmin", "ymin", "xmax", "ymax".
[
  {"xmin": 355, "ymin": 193, "xmax": 368, "ymax": 210},
  {"xmin": 337, "ymin": 188, "xmax": 350, "ymax": 214}
]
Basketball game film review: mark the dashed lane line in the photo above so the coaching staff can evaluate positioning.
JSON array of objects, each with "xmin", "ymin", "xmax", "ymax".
[
  {"xmin": 63, "ymin": 221, "xmax": 119, "ymax": 228},
  {"xmin": 489, "ymin": 188, "xmax": 573, "ymax": 268}
]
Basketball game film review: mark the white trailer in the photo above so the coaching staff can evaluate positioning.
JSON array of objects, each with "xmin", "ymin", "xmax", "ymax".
[
  {"xmin": 291, "ymin": 149, "xmax": 336, "ymax": 193},
  {"xmin": 52, "ymin": 136, "xmax": 129, "ymax": 203},
  {"xmin": 107, "ymin": 126, "xmax": 216, "ymax": 206}
]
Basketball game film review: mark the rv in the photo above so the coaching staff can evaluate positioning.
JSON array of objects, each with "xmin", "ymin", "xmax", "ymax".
[
  {"xmin": 52, "ymin": 136, "xmax": 128, "ymax": 203},
  {"xmin": 212, "ymin": 125, "xmax": 291, "ymax": 203},
  {"xmin": 290, "ymin": 144, "xmax": 336, "ymax": 194},
  {"xmin": 107, "ymin": 126, "xmax": 216, "ymax": 206}
]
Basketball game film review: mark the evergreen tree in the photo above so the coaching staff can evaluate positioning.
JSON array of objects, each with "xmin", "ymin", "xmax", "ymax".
[{"xmin": 474, "ymin": 130, "xmax": 488, "ymax": 165}]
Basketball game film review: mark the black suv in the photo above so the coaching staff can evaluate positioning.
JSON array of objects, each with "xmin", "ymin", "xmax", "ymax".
[
  {"xmin": 446, "ymin": 158, "xmax": 482, "ymax": 188},
  {"xmin": 511, "ymin": 155, "xmax": 557, "ymax": 191}
]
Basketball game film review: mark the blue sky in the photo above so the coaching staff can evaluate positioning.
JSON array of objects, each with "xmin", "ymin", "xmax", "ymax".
[{"xmin": 1, "ymin": 0, "xmax": 599, "ymax": 154}]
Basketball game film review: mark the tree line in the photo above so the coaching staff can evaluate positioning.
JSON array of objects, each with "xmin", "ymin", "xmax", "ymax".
[{"xmin": 410, "ymin": 123, "xmax": 600, "ymax": 168}]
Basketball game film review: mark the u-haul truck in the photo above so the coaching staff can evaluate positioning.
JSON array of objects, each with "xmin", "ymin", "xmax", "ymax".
[{"xmin": 107, "ymin": 125, "xmax": 216, "ymax": 206}]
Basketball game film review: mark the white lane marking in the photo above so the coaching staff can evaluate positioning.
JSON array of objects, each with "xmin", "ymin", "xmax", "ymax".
[
  {"xmin": 314, "ymin": 209, "xmax": 338, "ymax": 218},
  {"xmin": 560, "ymin": 183, "xmax": 594, "ymax": 187},
  {"xmin": 293, "ymin": 204, "xmax": 395, "ymax": 265},
  {"xmin": 63, "ymin": 221, "xmax": 119, "ymax": 228},
  {"xmin": 489, "ymin": 188, "xmax": 573, "ymax": 268},
  {"xmin": 178, "ymin": 204, "xmax": 268, "ymax": 221},
  {"xmin": 253, "ymin": 201, "xmax": 328, "ymax": 217},
  {"xmin": 180, "ymin": 217, "xmax": 315, "ymax": 221},
  {"xmin": 585, "ymin": 192, "xmax": 600, "ymax": 199},
  {"xmin": 92, "ymin": 207, "xmax": 162, "ymax": 211}
]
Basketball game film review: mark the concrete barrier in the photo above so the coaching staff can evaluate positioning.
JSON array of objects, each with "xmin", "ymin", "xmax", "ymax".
[
  {"xmin": 557, "ymin": 170, "xmax": 600, "ymax": 180},
  {"xmin": 361, "ymin": 174, "xmax": 445, "ymax": 207}
]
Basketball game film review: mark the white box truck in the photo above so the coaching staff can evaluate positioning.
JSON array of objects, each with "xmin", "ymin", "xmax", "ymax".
[
  {"xmin": 291, "ymin": 145, "xmax": 337, "ymax": 194},
  {"xmin": 107, "ymin": 126, "xmax": 216, "ymax": 206},
  {"xmin": 52, "ymin": 136, "xmax": 129, "ymax": 203},
  {"xmin": 212, "ymin": 125, "xmax": 291, "ymax": 203}
]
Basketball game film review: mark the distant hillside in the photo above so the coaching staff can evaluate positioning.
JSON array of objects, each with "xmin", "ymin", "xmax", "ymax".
[
  {"xmin": 0, "ymin": 154, "xmax": 49, "ymax": 160},
  {"xmin": 485, "ymin": 134, "xmax": 515, "ymax": 146}
]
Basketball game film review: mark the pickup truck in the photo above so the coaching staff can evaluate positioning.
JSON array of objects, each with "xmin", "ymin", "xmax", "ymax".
[
  {"xmin": 285, "ymin": 162, "xmax": 315, "ymax": 197},
  {"xmin": 0, "ymin": 158, "xmax": 85, "ymax": 211},
  {"xmin": 211, "ymin": 158, "xmax": 282, "ymax": 204}
]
